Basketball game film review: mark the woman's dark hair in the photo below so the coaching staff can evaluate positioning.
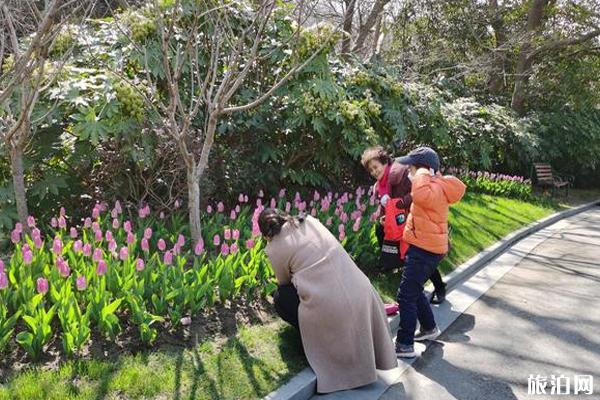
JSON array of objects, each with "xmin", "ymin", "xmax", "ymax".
[
  {"xmin": 360, "ymin": 146, "xmax": 391, "ymax": 169},
  {"xmin": 258, "ymin": 208, "xmax": 305, "ymax": 238}
]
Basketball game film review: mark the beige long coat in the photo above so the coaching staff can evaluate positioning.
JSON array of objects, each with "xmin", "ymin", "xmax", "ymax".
[{"xmin": 265, "ymin": 216, "xmax": 397, "ymax": 393}]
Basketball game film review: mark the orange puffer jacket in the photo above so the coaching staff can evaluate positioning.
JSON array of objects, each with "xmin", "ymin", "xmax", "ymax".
[{"xmin": 403, "ymin": 170, "xmax": 466, "ymax": 255}]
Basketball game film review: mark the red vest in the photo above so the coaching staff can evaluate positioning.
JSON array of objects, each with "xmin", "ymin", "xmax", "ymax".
[{"xmin": 384, "ymin": 198, "xmax": 409, "ymax": 260}]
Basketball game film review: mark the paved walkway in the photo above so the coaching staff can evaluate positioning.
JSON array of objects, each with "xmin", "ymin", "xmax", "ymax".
[{"xmin": 380, "ymin": 207, "xmax": 600, "ymax": 400}]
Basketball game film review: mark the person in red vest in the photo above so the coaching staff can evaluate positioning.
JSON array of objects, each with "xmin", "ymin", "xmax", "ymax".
[{"xmin": 361, "ymin": 146, "xmax": 447, "ymax": 304}]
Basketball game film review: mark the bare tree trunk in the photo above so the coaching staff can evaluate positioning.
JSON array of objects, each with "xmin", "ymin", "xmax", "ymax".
[
  {"xmin": 369, "ymin": 12, "xmax": 383, "ymax": 62},
  {"xmin": 9, "ymin": 138, "xmax": 28, "ymax": 226},
  {"xmin": 510, "ymin": 0, "xmax": 549, "ymax": 114},
  {"xmin": 352, "ymin": 0, "xmax": 390, "ymax": 54},
  {"xmin": 186, "ymin": 164, "xmax": 202, "ymax": 244},
  {"xmin": 488, "ymin": 0, "xmax": 507, "ymax": 95},
  {"xmin": 341, "ymin": 0, "xmax": 356, "ymax": 57}
]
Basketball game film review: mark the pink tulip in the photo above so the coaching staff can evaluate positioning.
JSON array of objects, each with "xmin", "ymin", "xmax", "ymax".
[
  {"xmin": 111, "ymin": 209, "xmax": 118, "ymax": 219},
  {"xmin": 32, "ymin": 228, "xmax": 41, "ymax": 239},
  {"xmin": 119, "ymin": 246, "xmax": 129, "ymax": 261},
  {"xmin": 163, "ymin": 251, "xmax": 173, "ymax": 265},
  {"xmin": 232, "ymin": 229, "xmax": 240, "ymax": 240},
  {"xmin": 207, "ymin": 205, "xmax": 213, "ymax": 214},
  {"xmin": 105, "ymin": 230, "xmax": 113, "ymax": 242},
  {"xmin": 213, "ymin": 234, "xmax": 220, "ymax": 246},
  {"xmin": 52, "ymin": 238, "xmax": 63, "ymax": 255},
  {"xmin": 141, "ymin": 238, "xmax": 149, "ymax": 252},
  {"xmin": 108, "ymin": 240, "xmax": 117, "ymax": 252},
  {"xmin": 57, "ymin": 257, "xmax": 70, "ymax": 277},
  {"xmin": 112, "ymin": 219, "xmax": 120, "ymax": 229},
  {"xmin": 252, "ymin": 221, "xmax": 261, "ymax": 237},
  {"xmin": 180, "ymin": 316, "xmax": 192, "ymax": 326},
  {"xmin": 136, "ymin": 258, "xmax": 145, "ymax": 271},
  {"xmin": 76, "ymin": 276, "xmax": 87, "ymax": 291},
  {"xmin": 270, "ymin": 198, "xmax": 276, "ymax": 208},
  {"xmin": 224, "ymin": 229, "xmax": 231, "ymax": 240},
  {"xmin": 51, "ymin": 217, "xmax": 58, "ymax": 228},
  {"xmin": 285, "ymin": 202, "xmax": 291, "ymax": 213},
  {"xmin": 60, "ymin": 207, "xmax": 66, "ymax": 217},
  {"xmin": 279, "ymin": 189, "xmax": 286, "ymax": 198},
  {"xmin": 92, "ymin": 221, "xmax": 100, "ymax": 232},
  {"xmin": 143, "ymin": 227, "xmax": 153, "ymax": 239},
  {"xmin": 58, "ymin": 216, "xmax": 67, "ymax": 229},
  {"xmin": 96, "ymin": 260, "xmax": 107, "ymax": 276},
  {"xmin": 338, "ymin": 224, "xmax": 345, "ymax": 233},
  {"xmin": 11, "ymin": 229, "xmax": 20, "ymax": 243},
  {"xmin": 294, "ymin": 192, "xmax": 301, "ymax": 202},
  {"xmin": 256, "ymin": 198, "xmax": 262, "ymax": 207},
  {"xmin": 14, "ymin": 222, "xmax": 23, "ymax": 233},
  {"xmin": 235, "ymin": 204, "xmax": 240, "ymax": 213},
  {"xmin": 239, "ymin": 193, "xmax": 244, "ymax": 203},
  {"xmin": 95, "ymin": 229, "xmax": 103, "ymax": 242},
  {"xmin": 0, "ymin": 272, "xmax": 8, "ymax": 290},
  {"xmin": 313, "ymin": 191, "xmax": 320, "ymax": 202},
  {"xmin": 220, "ymin": 243, "xmax": 230, "ymax": 256},
  {"xmin": 70, "ymin": 227, "xmax": 78, "ymax": 238},
  {"xmin": 244, "ymin": 195, "xmax": 248, "ymax": 203},
  {"xmin": 27, "ymin": 216, "xmax": 36, "ymax": 228},
  {"xmin": 124, "ymin": 221, "xmax": 132, "ymax": 233},
  {"xmin": 217, "ymin": 202, "xmax": 225, "ymax": 213},
  {"xmin": 93, "ymin": 248, "xmax": 103, "ymax": 262},
  {"xmin": 127, "ymin": 232, "xmax": 135, "ymax": 245},
  {"xmin": 352, "ymin": 218, "xmax": 361, "ymax": 232},
  {"xmin": 36, "ymin": 277, "xmax": 49, "ymax": 294},
  {"xmin": 177, "ymin": 234, "xmax": 185, "ymax": 247},
  {"xmin": 172, "ymin": 244, "xmax": 181, "ymax": 256},
  {"xmin": 158, "ymin": 239, "xmax": 166, "ymax": 251},
  {"xmin": 340, "ymin": 212, "xmax": 348, "ymax": 224},
  {"xmin": 73, "ymin": 240, "xmax": 83, "ymax": 253},
  {"xmin": 311, "ymin": 208, "xmax": 317, "ymax": 217},
  {"xmin": 92, "ymin": 207, "xmax": 100, "ymax": 219},
  {"xmin": 230, "ymin": 210, "xmax": 237, "ymax": 220},
  {"xmin": 194, "ymin": 239, "xmax": 204, "ymax": 255},
  {"xmin": 115, "ymin": 200, "xmax": 122, "ymax": 214},
  {"xmin": 230, "ymin": 243, "xmax": 238, "ymax": 254},
  {"xmin": 245, "ymin": 239, "xmax": 255, "ymax": 249},
  {"xmin": 338, "ymin": 231, "xmax": 346, "ymax": 241},
  {"xmin": 83, "ymin": 243, "xmax": 92, "ymax": 257}
]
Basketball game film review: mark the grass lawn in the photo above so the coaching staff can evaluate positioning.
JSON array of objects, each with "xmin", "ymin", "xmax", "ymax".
[
  {"xmin": 0, "ymin": 321, "xmax": 304, "ymax": 400},
  {"xmin": 1, "ymin": 190, "xmax": 598, "ymax": 399}
]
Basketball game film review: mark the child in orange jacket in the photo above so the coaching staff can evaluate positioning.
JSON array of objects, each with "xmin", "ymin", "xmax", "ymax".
[{"xmin": 393, "ymin": 146, "xmax": 466, "ymax": 358}]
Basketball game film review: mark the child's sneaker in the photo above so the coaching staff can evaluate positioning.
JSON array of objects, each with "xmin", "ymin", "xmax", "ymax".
[
  {"xmin": 414, "ymin": 326, "xmax": 441, "ymax": 341},
  {"xmin": 395, "ymin": 342, "xmax": 417, "ymax": 358}
]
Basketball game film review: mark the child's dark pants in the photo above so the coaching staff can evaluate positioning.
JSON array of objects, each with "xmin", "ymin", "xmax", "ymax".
[{"xmin": 396, "ymin": 245, "xmax": 445, "ymax": 346}]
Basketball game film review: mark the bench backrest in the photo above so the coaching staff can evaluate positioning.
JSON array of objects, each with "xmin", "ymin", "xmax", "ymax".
[{"xmin": 534, "ymin": 163, "xmax": 555, "ymax": 185}]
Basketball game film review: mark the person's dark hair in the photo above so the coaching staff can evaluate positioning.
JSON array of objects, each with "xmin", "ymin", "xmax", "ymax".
[
  {"xmin": 258, "ymin": 208, "xmax": 305, "ymax": 238},
  {"xmin": 360, "ymin": 146, "xmax": 391, "ymax": 169}
]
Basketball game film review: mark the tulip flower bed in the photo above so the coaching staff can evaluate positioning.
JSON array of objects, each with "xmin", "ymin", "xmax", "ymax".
[
  {"xmin": 444, "ymin": 167, "xmax": 533, "ymax": 200},
  {"xmin": 0, "ymin": 187, "xmax": 379, "ymax": 360}
]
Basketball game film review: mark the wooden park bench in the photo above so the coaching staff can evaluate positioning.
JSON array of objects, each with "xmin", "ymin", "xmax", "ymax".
[{"xmin": 533, "ymin": 163, "xmax": 573, "ymax": 197}]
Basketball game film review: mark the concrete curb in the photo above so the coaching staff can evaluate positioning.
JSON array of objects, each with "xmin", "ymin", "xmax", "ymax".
[{"xmin": 263, "ymin": 199, "xmax": 600, "ymax": 400}]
